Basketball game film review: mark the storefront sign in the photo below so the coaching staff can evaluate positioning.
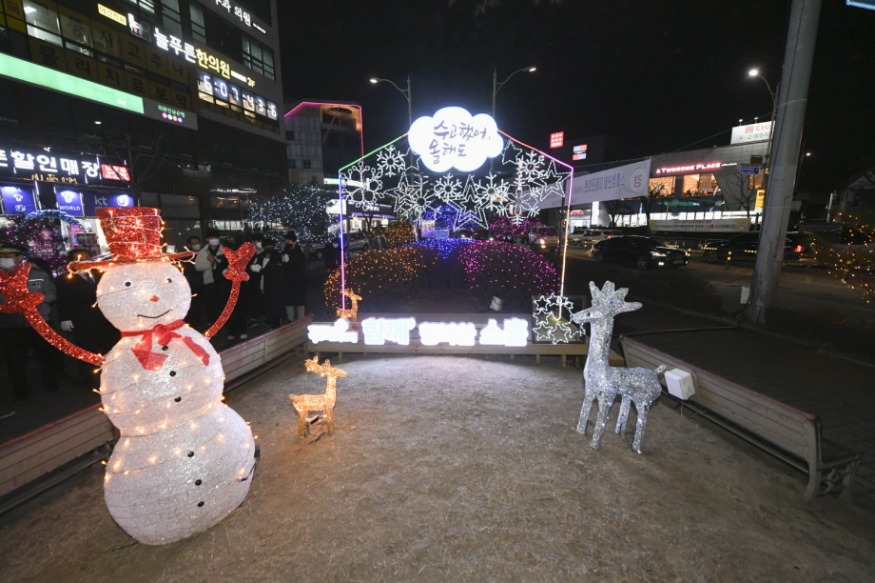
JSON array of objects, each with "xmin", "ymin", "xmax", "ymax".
[
  {"xmin": 0, "ymin": 143, "xmax": 130, "ymax": 186},
  {"xmin": 83, "ymin": 191, "xmax": 135, "ymax": 215},
  {"xmin": 214, "ymin": 0, "xmax": 267, "ymax": 34},
  {"xmin": 1, "ymin": 184, "xmax": 38, "ymax": 215},
  {"xmin": 0, "ymin": 53, "xmax": 143, "ymax": 115},
  {"xmin": 654, "ymin": 161, "xmax": 723, "ymax": 176},
  {"xmin": 55, "ymin": 188, "xmax": 85, "ymax": 216}
]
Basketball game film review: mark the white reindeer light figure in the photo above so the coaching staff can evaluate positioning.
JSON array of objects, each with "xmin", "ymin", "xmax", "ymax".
[
  {"xmin": 289, "ymin": 356, "xmax": 348, "ymax": 438},
  {"xmin": 572, "ymin": 281, "xmax": 663, "ymax": 454}
]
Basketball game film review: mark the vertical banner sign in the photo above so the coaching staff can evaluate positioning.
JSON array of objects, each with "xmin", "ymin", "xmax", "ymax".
[{"xmin": 1, "ymin": 184, "xmax": 38, "ymax": 214}]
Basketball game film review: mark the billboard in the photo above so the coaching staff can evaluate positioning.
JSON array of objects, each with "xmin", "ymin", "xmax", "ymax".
[{"xmin": 730, "ymin": 121, "xmax": 772, "ymax": 145}]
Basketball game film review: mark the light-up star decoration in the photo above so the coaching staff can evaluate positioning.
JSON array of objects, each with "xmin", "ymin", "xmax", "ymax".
[
  {"xmin": 338, "ymin": 108, "xmax": 571, "ymax": 230},
  {"xmin": 531, "ymin": 294, "xmax": 581, "ymax": 344}
]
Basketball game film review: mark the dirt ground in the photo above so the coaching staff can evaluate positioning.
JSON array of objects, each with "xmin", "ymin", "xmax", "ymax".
[{"xmin": 2, "ymin": 354, "xmax": 874, "ymax": 582}]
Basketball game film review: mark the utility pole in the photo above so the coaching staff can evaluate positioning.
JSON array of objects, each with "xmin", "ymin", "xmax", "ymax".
[{"xmin": 745, "ymin": 0, "xmax": 822, "ymax": 324}]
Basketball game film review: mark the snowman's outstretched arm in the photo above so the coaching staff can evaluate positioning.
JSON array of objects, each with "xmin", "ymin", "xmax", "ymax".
[
  {"xmin": 205, "ymin": 242, "xmax": 256, "ymax": 339},
  {"xmin": 0, "ymin": 262, "xmax": 103, "ymax": 366}
]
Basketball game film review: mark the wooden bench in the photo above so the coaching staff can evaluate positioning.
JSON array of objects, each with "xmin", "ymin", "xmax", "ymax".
[{"xmin": 621, "ymin": 334, "xmax": 862, "ymax": 500}]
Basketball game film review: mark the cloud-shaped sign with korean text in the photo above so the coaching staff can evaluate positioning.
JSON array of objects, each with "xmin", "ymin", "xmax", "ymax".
[{"xmin": 408, "ymin": 107, "xmax": 503, "ymax": 173}]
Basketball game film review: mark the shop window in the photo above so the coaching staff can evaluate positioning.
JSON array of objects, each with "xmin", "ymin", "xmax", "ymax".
[
  {"xmin": 190, "ymin": 3, "xmax": 206, "ymax": 43},
  {"xmin": 242, "ymin": 36, "xmax": 274, "ymax": 80},
  {"xmin": 123, "ymin": 0, "xmax": 156, "ymax": 15},
  {"xmin": 160, "ymin": 0, "xmax": 182, "ymax": 36},
  {"xmin": 59, "ymin": 9, "xmax": 91, "ymax": 49},
  {"xmin": 24, "ymin": 0, "xmax": 62, "ymax": 46}
]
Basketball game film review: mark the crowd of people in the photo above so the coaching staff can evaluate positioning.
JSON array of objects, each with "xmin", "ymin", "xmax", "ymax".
[{"xmin": 0, "ymin": 229, "xmax": 312, "ymax": 419}]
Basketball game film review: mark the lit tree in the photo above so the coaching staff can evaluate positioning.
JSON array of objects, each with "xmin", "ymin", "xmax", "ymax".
[
  {"xmin": 250, "ymin": 184, "xmax": 335, "ymax": 242},
  {"xmin": 811, "ymin": 210, "xmax": 875, "ymax": 304}
]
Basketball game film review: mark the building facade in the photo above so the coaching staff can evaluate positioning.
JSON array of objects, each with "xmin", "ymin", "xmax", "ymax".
[{"xmin": 0, "ymin": 0, "xmax": 286, "ymax": 252}]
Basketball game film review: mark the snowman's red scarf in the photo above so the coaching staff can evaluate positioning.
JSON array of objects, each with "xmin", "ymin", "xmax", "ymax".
[{"xmin": 121, "ymin": 319, "xmax": 210, "ymax": 371}]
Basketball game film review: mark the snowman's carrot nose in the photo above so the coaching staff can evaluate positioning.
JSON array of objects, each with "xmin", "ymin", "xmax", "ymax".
[{"xmin": 150, "ymin": 295, "xmax": 160, "ymax": 302}]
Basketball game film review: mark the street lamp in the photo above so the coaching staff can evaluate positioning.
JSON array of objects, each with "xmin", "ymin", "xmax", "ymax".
[
  {"xmin": 748, "ymin": 68, "xmax": 779, "ymax": 188},
  {"xmin": 369, "ymin": 75, "xmax": 412, "ymax": 127},
  {"xmin": 492, "ymin": 66, "xmax": 537, "ymax": 120}
]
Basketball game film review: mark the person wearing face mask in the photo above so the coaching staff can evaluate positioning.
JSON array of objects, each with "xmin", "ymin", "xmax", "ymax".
[
  {"xmin": 194, "ymin": 229, "xmax": 230, "ymax": 330},
  {"xmin": 281, "ymin": 231, "xmax": 307, "ymax": 321},
  {"xmin": 0, "ymin": 241, "xmax": 61, "ymax": 416},
  {"xmin": 246, "ymin": 233, "xmax": 266, "ymax": 325},
  {"xmin": 182, "ymin": 235, "xmax": 206, "ymax": 331},
  {"xmin": 54, "ymin": 249, "xmax": 119, "ymax": 389}
]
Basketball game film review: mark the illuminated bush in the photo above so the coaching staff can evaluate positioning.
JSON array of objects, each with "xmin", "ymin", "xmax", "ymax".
[
  {"xmin": 324, "ymin": 239, "xmax": 558, "ymax": 312},
  {"xmin": 459, "ymin": 241, "xmax": 559, "ymax": 310},
  {"xmin": 324, "ymin": 245, "xmax": 441, "ymax": 309}
]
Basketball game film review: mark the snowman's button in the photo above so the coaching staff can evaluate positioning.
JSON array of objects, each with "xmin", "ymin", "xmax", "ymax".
[
  {"xmin": 174, "ymin": 397, "xmax": 182, "ymax": 403},
  {"xmin": 197, "ymin": 501, "xmax": 205, "ymax": 507},
  {"xmin": 161, "ymin": 345, "xmax": 169, "ymax": 351},
  {"xmin": 187, "ymin": 451, "xmax": 194, "ymax": 457},
  {"xmin": 169, "ymin": 371, "xmax": 177, "ymax": 377},
  {"xmin": 195, "ymin": 479, "xmax": 202, "ymax": 486}
]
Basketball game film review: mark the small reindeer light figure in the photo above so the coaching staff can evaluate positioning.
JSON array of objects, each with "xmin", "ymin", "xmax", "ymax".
[
  {"xmin": 289, "ymin": 356, "xmax": 348, "ymax": 438},
  {"xmin": 336, "ymin": 288, "xmax": 363, "ymax": 323}
]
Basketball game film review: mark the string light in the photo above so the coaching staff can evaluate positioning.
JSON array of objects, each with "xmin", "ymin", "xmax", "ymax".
[
  {"xmin": 809, "ymin": 211, "xmax": 875, "ymax": 304},
  {"xmin": 324, "ymin": 239, "xmax": 558, "ymax": 311}
]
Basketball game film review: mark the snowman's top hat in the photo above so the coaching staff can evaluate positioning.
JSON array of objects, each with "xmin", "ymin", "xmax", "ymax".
[{"xmin": 68, "ymin": 207, "xmax": 194, "ymax": 272}]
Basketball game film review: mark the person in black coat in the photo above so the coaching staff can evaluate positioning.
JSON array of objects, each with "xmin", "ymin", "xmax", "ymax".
[
  {"xmin": 281, "ymin": 231, "xmax": 308, "ymax": 321},
  {"xmin": 55, "ymin": 249, "xmax": 119, "ymax": 388},
  {"xmin": 250, "ymin": 238, "xmax": 285, "ymax": 329},
  {"xmin": 181, "ymin": 235, "xmax": 206, "ymax": 331}
]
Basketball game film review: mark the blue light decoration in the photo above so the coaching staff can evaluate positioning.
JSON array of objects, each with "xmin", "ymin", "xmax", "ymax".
[{"xmin": 22, "ymin": 209, "xmax": 84, "ymax": 227}]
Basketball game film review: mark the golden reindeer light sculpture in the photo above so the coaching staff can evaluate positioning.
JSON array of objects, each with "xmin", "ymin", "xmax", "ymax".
[
  {"xmin": 336, "ymin": 288, "xmax": 362, "ymax": 322},
  {"xmin": 289, "ymin": 356, "xmax": 348, "ymax": 438}
]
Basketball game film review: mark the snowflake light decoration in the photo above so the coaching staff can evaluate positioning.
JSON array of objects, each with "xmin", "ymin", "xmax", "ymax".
[
  {"xmin": 339, "ymin": 129, "xmax": 571, "ymax": 230},
  {"xmin": 344, "ymin": 163, "xmax": 384, "ymax": 209},
  {"xmin": 376, "ymin": 145, "xmax": 407, "ymax": 177}
]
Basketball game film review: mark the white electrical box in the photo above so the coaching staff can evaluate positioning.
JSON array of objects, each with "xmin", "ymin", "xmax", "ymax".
[{"xmin": 664, "ymin": 368, "xmax": 696, "ymax": 400}]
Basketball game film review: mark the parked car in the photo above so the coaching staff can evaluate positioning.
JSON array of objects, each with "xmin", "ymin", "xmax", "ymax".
[
  {"xmin": 346, "ymin": 231, "xmax": 370, "ymax": 254},
  {"xmin": 527, "ymin": 226, "xmax": 560, "ymax": 252},
  {"xmin": 592, "ymin": 235, "xmax": 689, "ymax": 270},
  {"xmin": 701, "ymin": 232, "xmax": 806, "ymax": 263},
  {"xmin": 567, "ymin": 227, "xmax": 623, "ymax": 246}
]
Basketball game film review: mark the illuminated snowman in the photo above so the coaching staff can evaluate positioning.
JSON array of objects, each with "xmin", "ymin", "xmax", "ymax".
[{"xmin": 1, "ymin": 208, "xmax": 258, "ymax": 545}]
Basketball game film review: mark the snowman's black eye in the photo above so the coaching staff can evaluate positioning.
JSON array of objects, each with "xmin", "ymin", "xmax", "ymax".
[
  {"xmin": 166, "ymin": 277, "xmax": 173, "ymax": 283},
  {"xmin": 124, "ymin": 281, "xmax": 132, "ymax": 287}
]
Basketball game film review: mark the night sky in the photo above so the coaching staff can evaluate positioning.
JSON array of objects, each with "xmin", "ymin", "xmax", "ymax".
[{"xmin": 278, "ymin": 1, "xmax": 875, "ymax": 193}]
